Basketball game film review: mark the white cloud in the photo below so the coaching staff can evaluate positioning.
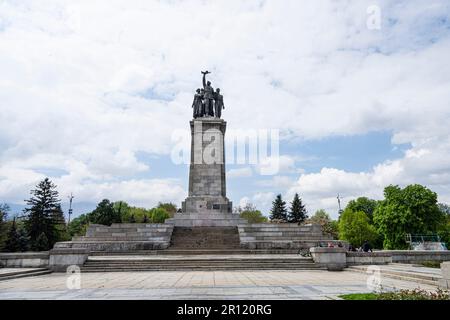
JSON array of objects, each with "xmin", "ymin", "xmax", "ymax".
[
  {"xmin": 227, "ymin": 167, "xmax": 253, "ymax": 179},
  {"xmin": 0, "ymin": 0, "xmax": 449, "ymax": 211}
]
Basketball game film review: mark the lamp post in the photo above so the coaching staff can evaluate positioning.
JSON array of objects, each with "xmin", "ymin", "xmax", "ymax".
[
  {"xmin": 337, "ymin": 193, "xmax": 343, "ymax": 215},
  {"xmin": 68, "ymin": 193, "xmax": 74, "ymax": 224}
]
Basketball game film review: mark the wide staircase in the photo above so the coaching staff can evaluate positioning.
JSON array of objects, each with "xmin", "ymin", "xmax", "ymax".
[
  {"xmin": 80, "ymin": 255, "xmax": 321, "ymax": 272},
  {"xmin": 80, "ymin": 226, "xmax": 323, "ymax": 272},
  {"xmin": 169, "ymin": 227, "xmax": 241, "ymax": 250}
]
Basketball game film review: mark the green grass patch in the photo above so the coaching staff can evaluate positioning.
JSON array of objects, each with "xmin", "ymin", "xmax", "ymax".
[
  {"xmin": 339, "ymin": 289, "xmax": 450, "ymax": 300},
  {"xmin": 339, "ymin": 293, "xmax": 378, "ymax": 300},
  {"xmin": 420, "ymin": 261, "xmax": 441, "ymax": 268}
]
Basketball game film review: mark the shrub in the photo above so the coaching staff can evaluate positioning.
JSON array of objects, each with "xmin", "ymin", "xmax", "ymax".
[
  {"xmin": 151, "ymin": 208, "xmax": 170, "ymax": 223},
  {"xmin": 240, "ymin": 210, "xmax": 268, "ymax": 223}
]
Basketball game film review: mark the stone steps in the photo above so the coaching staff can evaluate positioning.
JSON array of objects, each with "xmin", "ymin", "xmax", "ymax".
[
  {"xmin": 170, "ymin": 227, "xmax": 241, "ymax": 249},
  {"xmin": 90, "ymin": 249, "xmax": 303, "ymax": 255},
  {"xmin": 81, "ymin": 256, "xmax": 322, "ymax": 272},
  {"xmin": 348, "ymin": 265, "xmax": 441, "ymax": 286},
  {"xmin": 0, "ymin": 268, "xmax": 52, "ymax": 281}
]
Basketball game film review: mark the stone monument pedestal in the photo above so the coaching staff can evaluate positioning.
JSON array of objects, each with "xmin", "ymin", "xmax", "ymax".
[{"xmin": 166, "ymin": 117, "xmax": 246, "ymax": 227}]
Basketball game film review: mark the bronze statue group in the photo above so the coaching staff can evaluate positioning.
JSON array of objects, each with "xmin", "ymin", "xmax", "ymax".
[{"xmin": 192, "ymin": 71, "xmax": 225, "ymax": 119}]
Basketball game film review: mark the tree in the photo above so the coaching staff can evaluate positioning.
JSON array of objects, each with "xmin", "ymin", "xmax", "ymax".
[
  {"xmin": 17, "ymin": 227, "xmax": 30, "ymax": 252},
  {"xmin": 236, "ymin": 203, "xmax": 268, "ymax": 223},
  {"xmin": 308, "ymin": 209, "xmax": 339, "ymax": 239},
  {"xmin": 437, "ymin": 203, "xmax": 450, "ymax": 247},
  {"xmin": 33, "ymin": 232, "xmax": 49, "ymax": 251},
  {"xmin": 89, "ymin": 199, "xmax": 121, "ymax": 226},
  {"xmin": 345, "ymin": 197, "xmax": 378, "ymax": 223},
  {"xmin": 288, "ymin": 193, "xmax": 308, "ymax": 224},
  {"xmin": 374, "ymin": 184, "xmax": 445, "ymax": 249},
  {"xmin": 0, "ymin": 203, "xmax": 10, "ymax": 250},
  {"xmin": 269, "ymin": 194, "xmax": 288, "ymax": 222},
  {"xmin": 157, "ymin": 202, "xmax": 177, "ymax": 218},
  {"xmin": 68, "ymin": 214, "xmax": 90, "ymax": 237},
  {"xmin": 129, "ymin": 214, "xmax": 136, "ymax": 223},
  {"xmin": 24, "ymin": 178, "xmax": 63, "ymax": 250},
  {"xmin": 338, "ymin": 209, "xmax": 378, "ymax": 247},
  {"xmin": 4, "ymin": 218, "xmax": 20, "ymax": 252},
  {"xmin": 151, "ymin": 208, "xmax": 170, "ymax": 223},
  {"xmin": 52, "ymin": 204, "xmax": 70, "ymax": 241}
]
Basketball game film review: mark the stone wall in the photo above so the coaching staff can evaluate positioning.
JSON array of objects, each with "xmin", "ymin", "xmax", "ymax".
[
  {"xmin": 388, "ymin": 250, "xmax": 450, "ymax": 264},
  {"xmin": 346, "ymin": 252, "xmax": 392, "ymax": 265},
  {"xmin": 0, "ymin": 252, "xmax": 49, "ymax": 268},
  {"xmin": 238, "ymin": 223, "xmax": 345, "ymax": 250},
  {"xmin": 54, "ymin": 223, "xmax": 174, "ymax": 252}
]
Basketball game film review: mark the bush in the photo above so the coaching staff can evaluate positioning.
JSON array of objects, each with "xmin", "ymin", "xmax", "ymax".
[
  {"xmin": 240, "ymin": 210, "xmax": 268, "ymax": 223},
  {"xmin": 151, "ymin": 208, "xmax": 170, "ymax": 223}
]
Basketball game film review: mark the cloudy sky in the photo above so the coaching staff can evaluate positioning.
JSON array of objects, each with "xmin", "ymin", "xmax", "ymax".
[{"xmin": 1, "ymin": 0, "xmax": 450, "ymax": 219}]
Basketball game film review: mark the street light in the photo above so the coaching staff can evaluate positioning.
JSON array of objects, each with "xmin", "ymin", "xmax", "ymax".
[{"xmin": 68, "ymin": 193, "xmax": 74, "ymax": 224}]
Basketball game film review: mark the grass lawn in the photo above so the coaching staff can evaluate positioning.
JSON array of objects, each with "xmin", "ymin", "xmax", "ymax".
[{"xmin": 339, "ymin": 293, "xmax": 378, "ymax": 300}]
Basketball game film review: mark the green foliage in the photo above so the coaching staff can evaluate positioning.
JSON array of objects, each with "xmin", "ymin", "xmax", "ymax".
[
  {"xmin": 339, "ymin": 293, "xmax": 378, "ymax": 300},
  {"xmin": 24, "ymin": 178, "xmax": 66, "ymax": 249},
  {"xmin": 340, "ymin": 289, "xmax": 450, "ymax": 300},
  {"xmin": 151, "ymin": 208, "xmax": 170, "ymax": 223},
  {"xmin": 240, "ymin": 210, "xmax": 267, "ymax": 223},
  {"xmin": 345, "ymin": 197, "xmax": 378, "ymax": 223},
  {"xmin": 89, "ymin": 199, "xmax": 121, "ymax": 226},
  {"xmin": 113, "ymin": 201, "xmax": 131, "ymax": 222},
  {"xmin": 0, "ymin": 203, "xmax": 10, "ymax": 250},
  {"xmin": 288, "ymin": 193, "xmax": 308, "ymax": 224},
  {"xmin": 4, "ymin": 218, "xmax": 20, "ymax": 252},
  {"xmin": 269, "ymin": 194, "xmax": 288, "ymax": 222},
  {"xmin": 421, "ymin": 261, "xmax": 441, "ymax": 268},
  {"xmin": 437, "ymin": 203, "xmax": 450, "ymax": 247},
  {"xmin": 308, "ymin": 209, "xmax": 339, "ymax": 239},
  {"xmin": 67, "ymin": 214, "xmax": 90, "ymax": 237},
  {"xmin": 33, "ymin": 232, "xmax": 49, "ymax": 251},
  {"xmin": 17, "ymin": 227, "xmax": 30, "ymax": 252},
  {"xmin": 338, "ymin": 209, "xmax": 378, "ymax": 247},
  {"xmin": 157, "ymin": 202, "xmax": 178, "ymax": 217},
  {"xmin": 374, "ymin": 184, "xmax": 445, "ymax": 249}
]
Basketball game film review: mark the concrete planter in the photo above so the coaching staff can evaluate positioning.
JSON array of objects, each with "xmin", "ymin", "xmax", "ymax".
[{"xmin": 310, "ymin": 247, "xmax": 347, "ymax": 271}]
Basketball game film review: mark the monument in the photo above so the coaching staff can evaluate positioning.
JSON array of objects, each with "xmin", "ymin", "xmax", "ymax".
[{"xmin": 167, "ymin": 71, "xmax": 245, "ymax": 227}]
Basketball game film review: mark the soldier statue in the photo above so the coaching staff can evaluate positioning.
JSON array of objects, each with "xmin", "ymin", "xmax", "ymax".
[
  {"xmin": 214, "ymin": 88, "xmax": 225, "ymax": 119},
  {"xmin": 192, "ymin": 88, "xmax": 203, "ymax": 118},
  {"xmin": 202, "ymin": 71, "xmax": 215, "ymax": 117}
]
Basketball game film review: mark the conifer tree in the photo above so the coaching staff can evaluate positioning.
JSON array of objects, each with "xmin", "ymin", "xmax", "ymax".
[
  {"xmin": 24, "ymin": 178, "xmax": 62, "ymax": 250},
  {"xmin": 288, "ymin": 193, "xmax": 308, "ymax": 224},
  {"xmin": 4, "ymin": 218, "xmax": 20, "ymax": 252},
  {"xmin": 269, "ymin": 194, "xmax": 288, "ymax": 222},
  {"xmin": 34, "ymin": 232, "xmax": 49, "ymax": 251}
]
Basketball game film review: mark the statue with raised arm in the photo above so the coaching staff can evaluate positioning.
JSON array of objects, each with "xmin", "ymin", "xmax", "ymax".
[
  {"xmin": 202, "ymin": 71, "xmax": 215, "ymax": 117},
  {"xmin": 214, "ymin": 88, "xmax": 225, "ymax": 119},
  {"xmin": 192, "ymin": 88, "xmax": 203, "ymax": 118}
]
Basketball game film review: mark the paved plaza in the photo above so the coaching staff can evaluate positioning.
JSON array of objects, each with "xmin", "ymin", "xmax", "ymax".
[{"xmin": 0, "ymin": 268, "xmax": 437, "ymax": 300}]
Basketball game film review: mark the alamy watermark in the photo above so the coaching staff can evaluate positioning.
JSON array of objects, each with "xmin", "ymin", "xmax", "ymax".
[
  {"xmin": 171, "ymin": 122, "xmax": 280, "ymax": 175},
  {"xmin": 367, "ymin": 5, "xmax": 381, "ymax": 30},
  {"xmin": 66, "ymin": 265, "xmax": 81, "ymax": 290}
]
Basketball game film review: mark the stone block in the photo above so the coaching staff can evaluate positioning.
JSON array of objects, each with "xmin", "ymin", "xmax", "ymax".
[
  {"xmin": 310, "ymin": 247, "xmax": 347, "ymax": 271},
  {"xmin": 49, "ymin": 248, "xmax": 89, "ymax": 272}
]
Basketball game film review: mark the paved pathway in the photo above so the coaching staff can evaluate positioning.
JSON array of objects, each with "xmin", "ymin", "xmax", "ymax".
[{"xmin": 0, "ymin": 269, "xmax": 438, "ymax": 300}]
